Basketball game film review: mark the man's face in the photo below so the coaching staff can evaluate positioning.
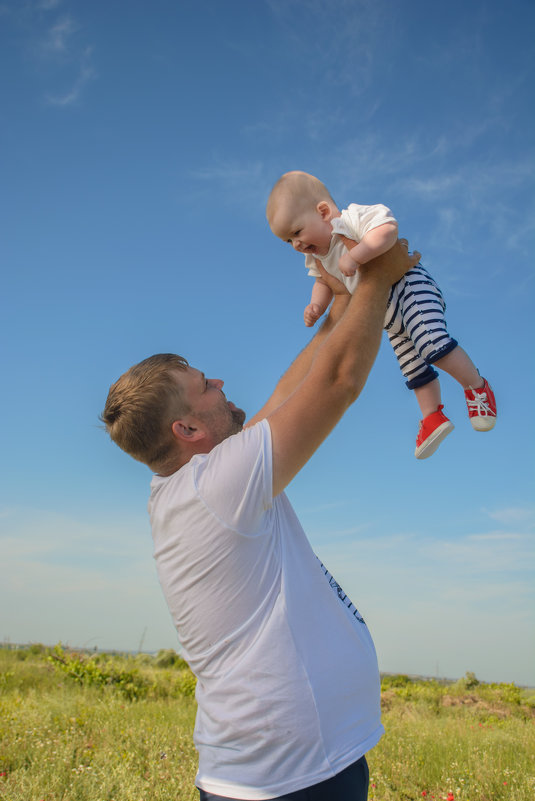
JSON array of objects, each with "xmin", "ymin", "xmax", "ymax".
[
  {"xmin": 270, "ymin": 204, "xmax": 333, "ymax": 257},
  {"xmin": 178, "ymin": 367, "xmax": 246, "ymax": 449}
]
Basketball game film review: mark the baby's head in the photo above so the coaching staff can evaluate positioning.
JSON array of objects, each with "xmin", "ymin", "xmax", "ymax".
[{"xmin": 266, "ymin": 171, "xmax": 339, "ymax": 257}]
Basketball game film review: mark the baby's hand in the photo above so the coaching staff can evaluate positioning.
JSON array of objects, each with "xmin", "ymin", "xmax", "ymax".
[
  {"xmin": 304, "ymin": 303, "xmax": 324, "ymax": 327},
  {"xmin": 338, "ymin": 251, "xmax": 359, "ymax": 277}
]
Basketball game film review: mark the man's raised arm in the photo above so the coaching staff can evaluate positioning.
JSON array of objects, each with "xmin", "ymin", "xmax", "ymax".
[
  {"xmin": 246, "ymin": 271, "xmax": 350, "ymax": 428},
  {"xmin": 255, "ymin": 240, "xmax": 418, "ymax": 497}
]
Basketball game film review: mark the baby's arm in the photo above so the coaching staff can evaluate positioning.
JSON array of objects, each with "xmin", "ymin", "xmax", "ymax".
[
  {"xmin": 339, "ymin": 221, "xmax": 398, "ymax": 277},
  {"xmin": 304, "ymin": 278, "xmax": 333, "ymax": 327}
]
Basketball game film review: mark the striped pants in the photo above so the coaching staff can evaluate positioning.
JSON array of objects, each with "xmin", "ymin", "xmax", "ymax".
[{"xmin": 384, "ymin": 264, "xmax": 458, "ymax": 390}]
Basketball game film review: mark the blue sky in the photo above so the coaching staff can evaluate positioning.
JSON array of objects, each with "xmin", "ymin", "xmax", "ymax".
[{"xmin": 1, "ymin": 0, "xmax": 534, "ymax": 686}]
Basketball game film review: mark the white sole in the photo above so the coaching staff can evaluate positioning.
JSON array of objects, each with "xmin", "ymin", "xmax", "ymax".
[
  {"xmin": 470, "ymin": 416, "xmax": 496, "ymax": 431},
  {"xmin": 415, "ymin": 421, "xmax": 454, "ymax": 459}
]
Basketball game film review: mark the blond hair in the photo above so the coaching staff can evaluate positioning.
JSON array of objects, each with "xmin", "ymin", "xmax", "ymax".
[
  {"xmin": 266, "ymin": 171, "xmax": 336, "ymax": 222},
  {"xmin": 101, "ymin": 353, "xmax": 189, "ymax": 472}
]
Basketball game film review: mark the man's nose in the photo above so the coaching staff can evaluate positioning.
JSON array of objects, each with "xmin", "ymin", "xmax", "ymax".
[{"xmin": 210, "ymin": 378, "xmax": 224, "ymax": 390}]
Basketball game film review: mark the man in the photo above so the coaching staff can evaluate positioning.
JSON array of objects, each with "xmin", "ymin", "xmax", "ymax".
[{"xmin": 101, "ymin": 240, "xmax": 418, "ymax": 801}]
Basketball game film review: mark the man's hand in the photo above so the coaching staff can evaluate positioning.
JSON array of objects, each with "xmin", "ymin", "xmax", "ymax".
[
  {"xmin": 399, "ymin": 237, "xmax": 419, "ymax": 262},
  {"xmin": 358, "ymin": 238, "xmax": 420, "ymax": 287},
  {"xmin": 313, "ymin": 259, "xmax": 351, "ymax": 296}
]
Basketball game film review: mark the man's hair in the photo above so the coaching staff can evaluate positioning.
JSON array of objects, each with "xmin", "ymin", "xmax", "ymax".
[
  {"xmin": 101, "ymin": 353, "xmax": 190, "ymax": 472},
  {"xmin": 266, "ymin": 171, "xmax": 336, "ymax": 222}
]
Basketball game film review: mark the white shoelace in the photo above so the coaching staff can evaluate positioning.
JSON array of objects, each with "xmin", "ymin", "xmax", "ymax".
[{"xmin": 467, "ymin": 387, "xmax": 493, "ymax": 416}]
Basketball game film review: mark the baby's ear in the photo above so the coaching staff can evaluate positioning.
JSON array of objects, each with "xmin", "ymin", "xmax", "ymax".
[{"xmin": 316, "ymin": 201, "xmax": 332, "ymax": 221}]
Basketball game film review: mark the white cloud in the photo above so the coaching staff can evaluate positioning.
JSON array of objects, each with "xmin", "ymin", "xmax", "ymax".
[
  {"xmin": 266, "ymin": 0, "xmax": 390, "ymax": 97},
  {"xmin": 0, "ymin": 506, "xmax": 177, "ymax": 654},
  {"xmin": 45, "ymin": 55, "xmax": 96, "ymax": 106},
  {"xmin": 8, "ymin": 3, "xmax": 98, "ymax": 106},
  {"xmin": 43, "ymin": 14, "xmax": 77, "ymax": 53},
  {"xmin": 0, "ymin": 505, "xmax": 150, "ymax": 567},
  {"xmin": 485, "ymin": 505, "xmax": 535, "ymax": 527},
  {"xmin": 312, "ymin": 512, "xmax": 535, "ymax": 685}
]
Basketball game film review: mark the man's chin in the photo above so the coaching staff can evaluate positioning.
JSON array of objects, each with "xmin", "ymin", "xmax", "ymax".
[{"xmin": 231, "ymin": 408, "xmax": 246, "ymax": 429}]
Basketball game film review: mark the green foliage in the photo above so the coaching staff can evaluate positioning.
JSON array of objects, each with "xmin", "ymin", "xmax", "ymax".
[
  {"xmin": 1, "ymin": 646, "xmax": 533, "ymax": 801},
  {"xmin": 133, "ymin": 652, "xmax": 154, "ymax": 666},
  {"xmin": 454, "ymin": 670, "xmax": 481, "ymax": 690},
  {"xmin": 0, "ymin": 649, "xmax": 199, "ymax": 800},
  {"xmin": 492, "ymin": 681, "xmax": 523, "ymax": 706},
  {"xmin": 154, "ymin": 648, "xmax": 188, "ymax": 670},
  {"xmin": 48, "ymin": 644, "xmax": 152, "ymax": 700},
  {"xmin": 381, "ymin": 673, "xmax": 412, "ymax": 689},
  {"xmin": 46, "ymin": 644, "xmax": 197, "ymax": 702},
  {"xmin": 175, "ymin": 670, "xmax": 197, "ymax": 697}
]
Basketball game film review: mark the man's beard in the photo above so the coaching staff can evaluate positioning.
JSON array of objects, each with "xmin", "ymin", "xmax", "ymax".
[
  {"xmin": 230, "ymin": 406, "xmax": 246, "ymax": 431},
  {"xmin": 197, "ymin": 402, "xmax": 246, "ymax": 445}
]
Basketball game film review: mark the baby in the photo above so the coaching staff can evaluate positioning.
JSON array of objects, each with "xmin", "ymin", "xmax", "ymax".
[{"xmin": 266, "ymin": 171, "xmax": 496, "ymax": 459}]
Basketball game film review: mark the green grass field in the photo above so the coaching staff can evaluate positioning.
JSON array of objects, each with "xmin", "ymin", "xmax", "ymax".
[{"xmin": 1, "ymin": 646, "xmax": 533, "ymax": 801}]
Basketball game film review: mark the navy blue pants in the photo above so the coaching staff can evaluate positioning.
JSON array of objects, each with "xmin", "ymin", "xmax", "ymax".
[{"xmin": 197, "ymin": 755, "xmax": 369, "ymax": 800}]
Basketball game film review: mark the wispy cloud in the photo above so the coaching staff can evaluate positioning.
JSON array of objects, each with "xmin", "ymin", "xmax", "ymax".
[
  {"xmin": 485, "ymin": 505, "xmax": 535, "ymax": 527},
  {"xmin": 266, "ymin": 0, "xmax": 390, "ymax": 99},
  {"xmin": 45, "ymin": 46, "xmax": 95, "ymax": 106},
  {"xmin": 0, "ymin": 506, "xmax": 174, "ymax": 653},
  {"xmin": 311, "ymin": 502, "xmax": 535, "ymax": 684},
  {"xmin": 189, "ymin": 160, "xmax": 271, "ymax": 214},
  {"xmin": 7, "ymin": 2, "xmax": 97, "ymax": 106},
  {"xmin": 42, "ymin": 14, "xmax": 77, "ymax": 53},
  {"xmin": 0, "ymin": 506, "xmax": 149, "ymax": 566}
]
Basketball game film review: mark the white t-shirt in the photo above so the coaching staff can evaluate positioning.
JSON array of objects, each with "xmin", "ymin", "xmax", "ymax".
[
  {"xmin": 305, "ymin": 202, "xmax": 398, "ymax": 292},
  {"xmin": 149, "ymin": 419, "xmax": 383, "ymax": 800}
]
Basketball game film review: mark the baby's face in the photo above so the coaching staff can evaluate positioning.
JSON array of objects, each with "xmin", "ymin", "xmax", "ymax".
[{"xmin": 270, "ymin": 203, "xmax": 333, "ymax": 257}]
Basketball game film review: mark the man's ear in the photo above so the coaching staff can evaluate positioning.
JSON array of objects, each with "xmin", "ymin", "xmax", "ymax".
[
  {"xmin": 171, "ymin": 419, "xmax": 206, "ymax": 443},
  {"xmin": 316, "ymin": 201, "xmax": 332, "ymax": 221}
]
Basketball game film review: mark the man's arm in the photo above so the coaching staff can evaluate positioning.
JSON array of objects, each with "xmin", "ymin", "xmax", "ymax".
[
  {"xmin": 256, "ymin": 240, "xmax": 417, "ymax": 497},
  {"xmin": 246, "ymin": 269, "xmax": 350, "ymax": 428}
]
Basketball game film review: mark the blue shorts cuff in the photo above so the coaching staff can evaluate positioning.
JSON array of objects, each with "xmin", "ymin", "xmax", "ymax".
[
  {"xmin": 426, "ymin": 339, "xmax": 458, "ymax": 365},
  {"xmin": 406, "ymin": 367, "xmax": 438, "ymax": 390}
]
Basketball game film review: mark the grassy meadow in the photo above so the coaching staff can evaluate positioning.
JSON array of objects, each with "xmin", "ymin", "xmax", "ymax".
[{"xmin": 1, "ymin": 645, "xmax": 533, "ymax": 801}]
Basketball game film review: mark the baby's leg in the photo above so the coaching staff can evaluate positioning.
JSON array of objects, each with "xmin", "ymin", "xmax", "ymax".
[
  {"xmin": 433, "ymin": 346, "xmax": 483, "ymax": 389},
  {"xmin": 435, "ymin": 347, "xmax": 496, "ymax": 430},
  {"xmin": 386, "ymin": 326, "xmax": 454, "ymax": 459},
  {"xmin": 385, "ymin": 266, "xmax": 457, "ymax": 458},
  {"xmin": 385, "ymin": 266, "xmax": 456, "ymax": 391},
  {"xmin": 414, "ymin": 377, "xmax": 442, "ymax": 418},
  {"xmin": 386, "ymin": 265, "xmax": 496, "ymax": 434}
]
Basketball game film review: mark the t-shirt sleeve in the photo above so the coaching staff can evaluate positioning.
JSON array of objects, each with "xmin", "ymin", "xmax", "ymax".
[
  {"xmin": 305, "ymin": 254, "xmax": 322, "ymax": 278},
  {"xmin": 333, "ymin": 203, "xmax": 398, "ymax": 242},
  {"xmin": 192, "ymin": 418, "xmax": 273, "ymax": 535}
]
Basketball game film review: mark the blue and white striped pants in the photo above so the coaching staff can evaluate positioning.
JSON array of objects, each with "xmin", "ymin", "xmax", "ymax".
[{"xmin": 384, "ymin": 264, "xmax": 458, "ymax": 390}]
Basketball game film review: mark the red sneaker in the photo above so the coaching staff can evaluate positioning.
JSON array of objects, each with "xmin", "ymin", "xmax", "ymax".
[
  {"xmin": 415, "ymin": 405, "xmax": 454, "ymax": 459},
  {"xmin": 464, "ymin": 379, "xmax": 497, "ymax": 431}
]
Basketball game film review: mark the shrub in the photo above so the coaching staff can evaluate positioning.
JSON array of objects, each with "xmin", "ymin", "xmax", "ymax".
[
  {"xmin": 155, "ymin": 648, "xmax": 188, "ymax": 669},
  {"xmin": 381, "ymin": 674, "xmax": 412, "ymax": 689},
  {"xmin": 455, "ymin": 670, "xmax": 480, "ymax": 690},
  {"xmin": 49, "ymin": 644, "xmax": 152, "ymax": 700}
]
